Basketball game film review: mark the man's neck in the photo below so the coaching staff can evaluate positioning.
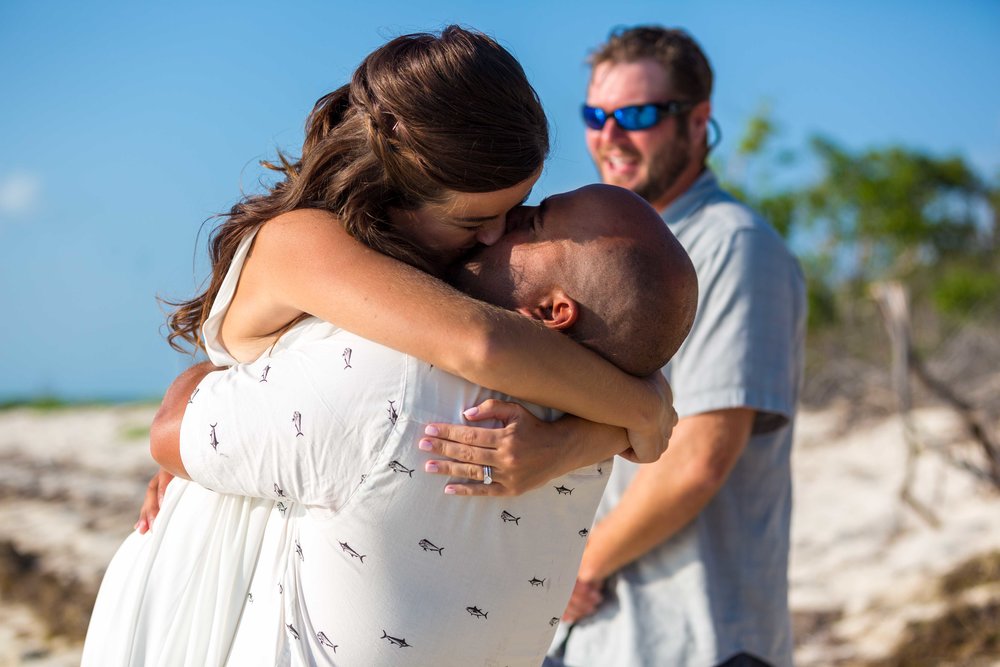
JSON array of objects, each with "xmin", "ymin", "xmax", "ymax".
[{"xmin": 648, "ymin": 162, "xmax": 706, "ymax": 214}]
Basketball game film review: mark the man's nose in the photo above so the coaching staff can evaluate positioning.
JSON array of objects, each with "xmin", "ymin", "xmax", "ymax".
[
  {"xmin": 476, "ymin": 217, "xmax": 507, "ymax": 246},
  {"xmin": 600, "ymin": 117, "xmax": 629, "ymax": 144}
]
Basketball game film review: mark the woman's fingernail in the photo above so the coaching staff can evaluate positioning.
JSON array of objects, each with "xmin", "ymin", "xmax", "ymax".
[
  {"xmin": 444, "ymin": 485, "xmax": 457, "ymax": 495},
  {"xmin": 424, "ymin": 425, "xmax": 439, "ymax": 436},
  {"xmin": 463, "ymin": 407, "xmax": 479, "ymax": 418},
  {"xmin": 418, "ymin": 439, "xmax": 433, "ymax": 451},
  {"xmin": 425, "ymin": 462, "xmax": 439, "ymax": 473}
]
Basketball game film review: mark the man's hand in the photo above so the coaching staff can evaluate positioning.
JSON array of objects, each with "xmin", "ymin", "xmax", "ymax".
[
  {"xmin": 150, "ymin": 361, "xmax": 221, "ymax": 479},
  {"xmin": 136, "ymin": 468, "xmax": 175, "ymax": 534},
  {"xmin": 624, "ymin": 372, "xmax": 678, "ymax": 463},
  {"xmin": 561, "ymin": 577, "xmax": 604, "ymax": 623}
]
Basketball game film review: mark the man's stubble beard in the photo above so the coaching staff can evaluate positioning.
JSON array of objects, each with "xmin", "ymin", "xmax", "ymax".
[{"xmin": 630, "ymin": 123, "xmax": 691, "ymax": 207}]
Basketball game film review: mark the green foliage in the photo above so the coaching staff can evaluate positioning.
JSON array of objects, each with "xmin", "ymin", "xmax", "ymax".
[
  {"xmin": 120, "ymin": 424, "xmax": 152, "ymax": 440},
  {"xmin": 717, "ymin": 107, "xmax": 997, "ymax": 333},
  {"xmin": 932, "ymin": 261, "xmax": 1000, "ymax": 317}
]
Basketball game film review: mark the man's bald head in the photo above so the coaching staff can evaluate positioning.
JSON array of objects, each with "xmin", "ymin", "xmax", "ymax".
[{"xmin": 453, "ymin": 184, "xmax": 697, "ymax": 376}]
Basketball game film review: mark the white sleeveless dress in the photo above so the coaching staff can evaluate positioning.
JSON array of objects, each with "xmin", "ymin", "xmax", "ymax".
[{"xmin": 82, "ymin": 229, "xmax": 278, "ymax": 666}]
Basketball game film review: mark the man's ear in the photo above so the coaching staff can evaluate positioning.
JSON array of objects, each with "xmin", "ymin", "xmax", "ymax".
[
  {"xmin": 689, "ymin": 100, "xmax": 711, "ymax": 137},
  {"xmin": 515, "ymin": 288, "xmax": 579, "ymax": 331}
]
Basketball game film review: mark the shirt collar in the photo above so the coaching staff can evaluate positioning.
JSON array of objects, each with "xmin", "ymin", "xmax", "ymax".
[{"xmin": 660, "ymin": 169, "xmax": 720, "ymax": 226}]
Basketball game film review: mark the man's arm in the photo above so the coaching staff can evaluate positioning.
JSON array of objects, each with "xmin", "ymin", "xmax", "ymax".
[
  {"xmin": 150, "ymin": 362, "xmax": 220, "ymax": 480},
  {"xmin": 564, "ymin": 408, "xmax": 753, "ymax": 620}
]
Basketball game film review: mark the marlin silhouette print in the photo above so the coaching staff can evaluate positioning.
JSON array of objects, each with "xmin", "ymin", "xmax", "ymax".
[
  {"xmin": 286, "ymin": 624, "xmax": 300, "ymax": 640},
  {"xmin": 295, "ymin": 540, "xmax": 304, "ymax": 561},
  {"xmin": 418, "ymin": 539, "xmax": 444, "ymax": 555},
  {"xmin": 292, "ymin": 411, "xmax": 303, "ymax": 437},
  {"xmin": 388, "ymin": 460, "xmax": 414, "ymax": 477},
  {"xmin": 342, "ymin": 347, "xmax": 352, "ymax": 369},
  {"xmin": 260, "ymin": 364, "xmax": 271, "ymax": 382},
  {"xmin": 578, "ymin": 528, "xmax": 590, "ymax": 537},
  {"xmin": 381, "ymin": 630, "xmax": 411, "ymax": 648},
  {"xmin": 529, "ymin": 577, "xmax": 546, "ymax": 587},
  {"xmin": 277, "ymin": 502, "xmax": 287, "ymax": 516},
  {"xmin": 273, "ymin": 483, "xmax": 286, "ymax": 498},
  {"xmin": 466, "ymin": 606, "xmax": 488, "ymax": 619},
  {"xmin": 339, "ymin": 541, "xmax": 366, "ymax": 563},
  {"xmin": 500, "ymin": 510, "xmax": 521, "ymax": 525},
  {"xmin": 386, "ymin": 399, "xmax": 399, "ymax": 425},
  {"xmin": 208, "ymin": 423, "xmax": 220, "ymax": 452},
  {"xmin": 316, "ymin": 631, "xmax": 338, "ymax": 652},
  {"xmin": 554, "ymin": 485, "xmax": 574, "ymax": 495}
]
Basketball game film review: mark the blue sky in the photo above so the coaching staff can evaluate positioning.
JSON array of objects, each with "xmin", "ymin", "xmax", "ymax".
[{"xmin": 1, "ymin": 0, "xmax": 998, "ymax": 400}]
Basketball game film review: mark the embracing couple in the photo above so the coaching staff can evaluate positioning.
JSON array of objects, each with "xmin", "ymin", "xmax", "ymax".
[{"xmin": 84, "ymin": 22, "xmax": 804, "ymax": 667}]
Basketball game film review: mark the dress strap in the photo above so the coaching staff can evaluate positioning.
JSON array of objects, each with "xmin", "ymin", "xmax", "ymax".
[{"xmin": 201, "ymin": 227, "xmax": 261, "ymax": 366}]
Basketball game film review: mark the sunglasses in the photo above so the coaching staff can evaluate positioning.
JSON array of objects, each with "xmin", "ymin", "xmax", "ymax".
[{"xmin": 581, "ymin": 101, "xmax": 695, "ymax": 131}]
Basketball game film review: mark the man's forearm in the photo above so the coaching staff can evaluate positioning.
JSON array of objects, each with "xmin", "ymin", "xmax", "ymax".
[
  {"xmin": 551, "ymin": 415, "xmax": 630, "ymax": 476},
  {"xmin": 577, "ymin": 409, "xmax": 754, "ymax": 582},
  {"xmin": 150, "ymin": 362, "xmax": 221, "ymax": 479}
]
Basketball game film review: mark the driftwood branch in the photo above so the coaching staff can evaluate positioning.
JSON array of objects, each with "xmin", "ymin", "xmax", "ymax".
[
  {"xmin": 871, "ymin": 282, "xmax": 941, "ymax": 526},
  {"xmin": 871, "ymin": 281, "xmax": 1000, "ymax": 505}
]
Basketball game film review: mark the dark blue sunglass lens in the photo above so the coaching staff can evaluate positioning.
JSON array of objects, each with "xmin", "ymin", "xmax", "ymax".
[
  {"xmin": 582, "ymin": 105, "xmax": 607, "ymax": 130},
  {"xmin": 615, "ymin": 105, "xmax": 660, "ymax": 130}
]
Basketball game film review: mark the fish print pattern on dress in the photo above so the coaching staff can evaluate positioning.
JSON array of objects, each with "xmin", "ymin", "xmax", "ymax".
[
  {"xmin": 274, "ymin": 483, "xmax": 286, "ymax": 498},
  {"xmin": 381, "ymin": 630, "xmax": 411, "ymax": 648},
  {"xmin": 295, "ymin": 540, "xmax": 304, "ymax": 561},
  {"xmin": 389, "ymin": 460, "xmax": 414, "ymax": 478},
  {"xmin": 549, "ymin": 617, "xmax": 560, "ymax": 627},
  {"xmin": 339, "ymin": 541, "xmax": 366, "ymax": 564},
  {"xmin": 418, "ymin": 539, "xmax": 444, "ymax": 556},
  {"xmin": 342, "ymin": 348, "xmax": 352, "ymax": 369},
  {"xmin": 386, "ymin": 400, "xmax": 399, "ymax": 426},
  {"xmin": 466, "ymin": 606, "xmax": 488, "ymax": 620},
  {"xmin": 286, "ymin": 624, "xmax": 299, "ymax": 640},
  {"xmin": 578, "ymin": 528, "xmax": 589, "ymax": 538},
  {"xmin": 209, "ymin": 423, "xmax": 220, "ymax": 452},
  {"xmin": 316, "ymin": 632, "xmax": 338, "ymax": 652},
  {"xmin": 292, "ymin": 411, "xmax": 304, "ymax": 437},
  {"xmin": 277, "ymin": 502, "xmax": 287, "ymax": 516},
  {"xmin": 500, "ymin": 510, "xmax": 521, "ymax": 525},
  {"xmin": 554, "ymin": 485, "xmax": 574, "ymax": 495},
  {"xmin": 529, "ymin": 577, "xmax": 545, "ymax": 587},
  {"xmin": 260, "ymin": 365, "xmax": 271, "ymax": 383}
]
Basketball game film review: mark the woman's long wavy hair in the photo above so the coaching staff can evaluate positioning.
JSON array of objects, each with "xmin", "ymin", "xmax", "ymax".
[{"xmin": 166, "ymin": 25, "xmax": 549, "ymax": 353}]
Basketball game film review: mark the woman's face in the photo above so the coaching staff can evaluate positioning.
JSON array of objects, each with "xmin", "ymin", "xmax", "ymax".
[{"xmin": 389, "ymin": 170, "xmax": 541, "ymax": 266}]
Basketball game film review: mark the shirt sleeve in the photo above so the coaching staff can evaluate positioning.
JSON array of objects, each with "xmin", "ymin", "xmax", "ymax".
[
  {"xmin": 179, "ymin": 361, "xmax": 337, "ymax": 507},
  {"xmin": 669, "ymin": 225, "xmax": 805, "ymax": 432}
]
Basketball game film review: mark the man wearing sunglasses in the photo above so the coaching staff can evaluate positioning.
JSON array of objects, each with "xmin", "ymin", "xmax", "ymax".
[{"xmin": 549, "ymin": 26, "xmax": 806, "ymax": 667}]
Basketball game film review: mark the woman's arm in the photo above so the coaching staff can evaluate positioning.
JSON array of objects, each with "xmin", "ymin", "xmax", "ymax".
[{"xmin": 223, "ymin": 209, "xmax": 672, "ymax": 461}]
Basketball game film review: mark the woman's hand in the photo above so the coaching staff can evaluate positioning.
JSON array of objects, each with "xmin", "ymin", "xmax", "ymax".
[
  {"xmin": 418, "ymin": 399, "xmax": 571, "ymax": 496},
  {"xmin": 623, "ymin": 373, "xmax": 678, "ymax": 463},
  {"xmin": 135, "ymin": 468, "xmax": 175, "ymax": 534}
]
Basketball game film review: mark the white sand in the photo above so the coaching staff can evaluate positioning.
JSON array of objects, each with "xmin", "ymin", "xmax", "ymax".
[{"xmin": 1, "ymin": 403, "xmax": 999, "ymax": 665}]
